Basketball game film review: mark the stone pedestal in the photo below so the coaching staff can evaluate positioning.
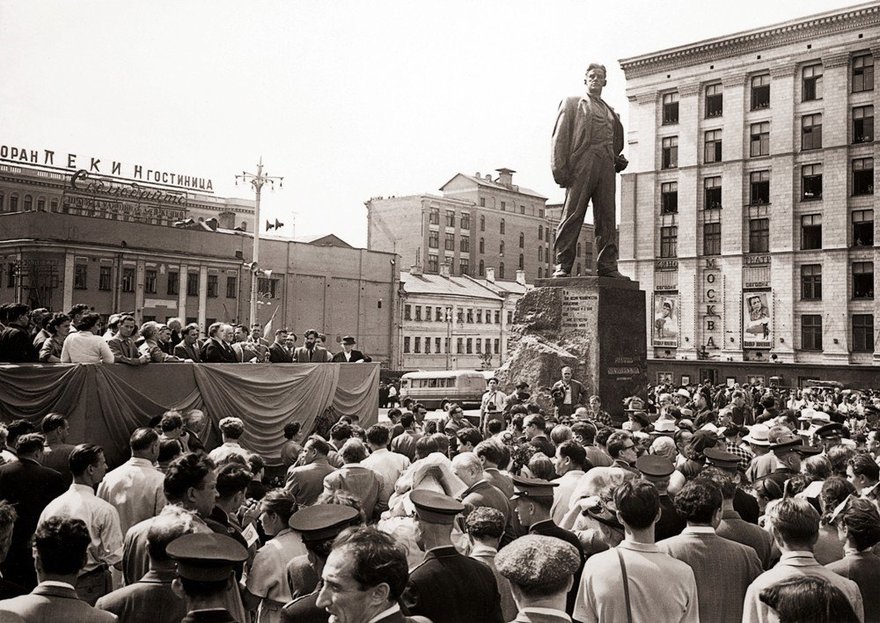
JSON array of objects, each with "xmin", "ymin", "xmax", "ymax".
[{"xmin": 497, "ymin": 276, "xmax": 647, "ymax": 422}]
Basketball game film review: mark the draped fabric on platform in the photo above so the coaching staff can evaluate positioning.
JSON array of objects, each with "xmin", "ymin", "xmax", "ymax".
[{"xmin": 0, "ymin": 363, "xmax": 379, "ymax": 465}]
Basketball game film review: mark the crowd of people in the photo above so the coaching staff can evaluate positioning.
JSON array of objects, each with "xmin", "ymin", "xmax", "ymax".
[
  {"xmin": 2, "ymin": 301, "xmax": 880, "ymax": 621},
  {"xmin": 0, "ymin": 303, "xmax": 372, "ymax": 365}
]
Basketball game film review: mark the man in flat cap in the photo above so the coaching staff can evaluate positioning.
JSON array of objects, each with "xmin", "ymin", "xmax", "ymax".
[
  {"xmin": 314, "ymin": 526, "xmax": 429, "ymax": 623},
  {"xmin": 404, "ymin": 490, "xmax": 504, "ymax": 623},
  {"xmin": 511, "ymin": 475, "xmax": 585, "ymax": 617},
  {"xmin": 657, "ymin": 479, "xmax": 762, "ymax": 623},
  {"xmin": 331, "ymin": 336, "xmax": 371, "ymax": 363},
  {"xmin": 167, "ymin": 532, "xmax": 248, "ymax": 623},
  {"xmin": 280, "ymin": 504, "xmax": 362, "ymax": 623},
  {"xmin": 496, "ymin": 535, "xmax": 581, "ymax": 623},
  {"xmin": 636, "ymin": 454, "xmax": 685, "ymax": 541}
]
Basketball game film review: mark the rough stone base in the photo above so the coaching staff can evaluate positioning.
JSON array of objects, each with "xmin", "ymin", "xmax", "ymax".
[{"xmin": 497, "ymin": 276, "xmax": 647, "ymax": 421}]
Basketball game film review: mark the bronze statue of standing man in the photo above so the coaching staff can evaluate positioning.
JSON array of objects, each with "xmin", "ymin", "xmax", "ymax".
[{"xmin": 551, "ymin": 63, "xmax": 628, "ymax": 278}]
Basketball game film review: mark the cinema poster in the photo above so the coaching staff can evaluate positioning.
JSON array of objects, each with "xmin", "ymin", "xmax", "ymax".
[
  {"xmin": 743, "ymin": 292, "xmax": 772, "ymax": 349},
  {"xmin": 652, "ymin": 293, "xmax": 680, "ymax": 348}
]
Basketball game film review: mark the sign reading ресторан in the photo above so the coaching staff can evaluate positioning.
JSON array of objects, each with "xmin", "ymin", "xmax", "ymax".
[{"xmin": 0, "ymin": 143, "xmax": 214, "ymax": 193}]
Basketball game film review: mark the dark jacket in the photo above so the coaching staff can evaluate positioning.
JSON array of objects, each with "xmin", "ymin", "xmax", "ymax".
[
  {"xmin": 201, "ymin": 338, "xmax": 238, "ymax": 363},
  {"xmin": 529, "ymin": 519, "xmax": 586, "ymax": 616},
  {"xmin": 268, "ymin": 342, "xmax": 292, "ymax": 363},
  {"xmin": 0, "ymin": 326, "xmax": 37, "ymax": 363},
  {"xmin": 331, "ymin": 349, "xmax": 371, "ymax": 363}
]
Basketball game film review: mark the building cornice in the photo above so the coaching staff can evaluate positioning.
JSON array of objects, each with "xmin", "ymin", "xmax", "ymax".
[{"xmin": 619, "ymin": 2, "xmax": 880, "ymax": 78}]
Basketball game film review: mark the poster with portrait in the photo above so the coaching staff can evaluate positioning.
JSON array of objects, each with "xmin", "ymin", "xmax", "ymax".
[
  {"xmin": 652, "ymin": 293, "xmax": 680, "ymax": 348},
  {"xmin": 743, "ymin": 292, "xmax": 772, "ymax": 349}
]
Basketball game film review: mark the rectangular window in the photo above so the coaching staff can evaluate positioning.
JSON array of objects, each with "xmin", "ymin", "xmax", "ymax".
[
  {"xmin": 5, "ymin": 263, "xmax": 13, "ymax": 288},
  {"xmin": 494, "ymin": 310, "xmax": 500, "ymax": 324},
  {"xmin": 507, "ymin": 311, "xmax": 513, "ymax": 324},
  {"xmin": 660, "ymin": 226, "xmax": 678, "ymax": 258},
  {"xmin": 74, "ymin": 264, "xmax": 88, "ymax": 290},
  {"xmin": 853, "ymin": 314, "xmax": 874, "ymax": 353},
  {"xmin": 704, "ymin": 176, "xmax": 722, "ymax": 209},
  {"xmin": 460, "ymin": 212, "xmax": 470, "ymax": 230},
  {"xmin": 459, "ymin": 258, "xmax": 469, "ymax": 275},
  {"xmin": 445, "ymin": 210, "xmax": 455, "ymax": 227},
  {"xmin": 853, "ymin": 106, "xmax": 875, "ymax": 147},
  {"xmin": 444, "ymin": 233, "xmax": 455, "ymax": 251},
  {"xmin": 751, "ymin": 74, "xmax": 770, "ymax": 109},
  {"xmin": 428, "ymin": 254, "xmax": 439, "ymax": 272},
  {"xmin": 257, "ymin": 278, "xmax": 277, "ymax": 298},
  {"xmin": 705, "ymin": 83, "xmax": 723, "ymax": 118},
  {"xmin": 802, "ymin": 164, "xmax": 823, "ymax": 200},
  {"xmin": 466, "ymin": 309, "xmax": 474, "ymax": 323},
  {"xmin": 853, "ymin": 261, "xmax": 874, "ymax": 299},
  {"xmin": 703, "ymin": 222, "xmax": 721, "ymax": 256},
  {"xmin": 519, "ymin": 205, "xmax": 525, "ymax": 214},
  {"xmin": 434, "ymin": 337, "xmax": 441, "ymax": 353},
  {"xmin": 476, "ymin": 309, "xmax": 483, "ymax": 324},
  {"xmin": 801, "ymin": 114, "xmax": 822, "ymax": 150},
  {"xmin": 226, "ymin": 276, "xmax": 237, "ymax": 298},
  {"xmin": 456, "ymin": 338, "xmax": 463, "ymax": 354},
  {"xmin": 479, "ymin": 198, "xmax": 486, "ymax": 207},
  {"xmin": 475, "ymin": 338, "xmax": 481, "ymax": 354},
  {"xmin": 122, "ymin": 267, "xmax": 135, "ymax": 293},
  {"xmin": 494, "ymin": 338, "xmax": 500, "ymax": 354},
  {"xmin": 435, "ymin": 306, "xmax": 443, "ymax": 322},
  {"xmin": 186, "ymin": 273, "xmax": 199, "ymax": 296},
  {"xmin": 460, "ymin": 236, "xmax": 470, "ymax": 252},
  {"xmin": 750, "ymin": 122, "xmax": 770, "ymax": 157},
  {"xmin": 704, "ymin": 130, "xmax": 722, "ymax": 163},
  {"xmin": 801, "ymin": 214, "xmax": 822, "ymax": 250},
  {"xmin": 415, "ymin": 306, "xmax": 422, "ymax": 321},
  {"xmin": 145, "ymin": 269, "xmax": 157, "ymax": 294},
  {"xmin": 801, "ymin": 264, "xmax": 822, "ymax": 300},
  {"xmin": 206, "ymin": 274, "xmax": 218, "ymax": 298},
  {"xmin": 414, "ymin": 337, "xmax": 421, "ymax": 353},
  {"xmin": 662, "ymin": 92, "xmax": 679, "ymax": 124},
  {"xmin": 853, "ymin": 210, "xmax": 874, "ymax": 247},
  {"xmin": 466, "ymin": 338, "xmax": 472, "ymax": 354},
  {"xmin": 428, "ymin": 231, "xmax": 439, "ymax": 249},
  {"xmin": 853, "ymin": 157, "xmax": 874, "ymax": 196},
  {"xmin": 404, "ymin": 305, "xmax": 411, "ymax": 321},
  {"xmin": 99, "ymin": 266, "xmax": 112, "ymax": 291},
  {"xmin": 662, "ymin": 136, "xmax": 678, "ymax": 169},
  {"xmin": 429, "ymin": 209, "xmax": 439, "ymax": 225},
  {"xmin": 661, "ymin": 182, "xmax": 678, "ymax": 214},
  {"xmin": 403, "ymin": 337, "xmax": 410, "ymax": 353},
  {"xmin": 749, "ymin": 218, "xmax": 769, "ymax": 253},
  {"xmin": 424, "ymin": 337, "xmax": 431, "ymax": 354},
  {"xmin": 852, "ymin": 53, "xmax": 874, "ymax": 93},
  {"xmin": 750, "ymin": 171, "xmax": 770, "ymax": 205},
  {"xmin": 801, "ymin": 314, "xmax": 822, "ymax": 350},
  {"xmin": 500, "ymin": 201, "xmax": 506, "ymax": 212},
  {"xmin": 803, "ymin": 64, "xmax": 823, "ymax": 101},
  {"xmin": 167, "ymin": 271, "xmax": 179, "ymax": 296}
]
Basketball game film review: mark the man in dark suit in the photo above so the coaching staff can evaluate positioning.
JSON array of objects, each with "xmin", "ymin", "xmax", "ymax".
[
  {"xmin": 636, "ymin": 455, "xmax": 686, "ymax": 541},
  {"xmin": 268, "ymin": 328, "xmax": 293, "ymax": 363},
  {"xmin": 331, "ymin": 336, "xmax": 371, "ymax": 362},
  {"xmin": 284, "ymin": 436, "xmax": 336, "ymax": 506},
  {"xmin": 173, "ymin": 323, "xmax": 202, "ymax": 362},
  {"xmin": 95, "ymin": 512, "xmax": 189, "ymax": 623},
  {"xmin": 550, "ymin": 62, "xmax": 628, "ymax": 278},
  {"xmin": 511, "ymin": 475, "xmax": 585, "ymax": 617},
  {"xmin": 452, "ymin": 452, "xmax": 515, "ymax": 542},
  {"xmin": 550, "ymin": 367, "xmax": 587, "ymax": 418},
  {"xmin": 200, "ymin": 322, "xmax": 237, "ymax": 363},
  {"xmin": 0, "ymin": 304, "xmax": 37, "ymax": 363},
  {"xmin": 404, "ymin": 490, "xmax": 503, "ymax": 623},
  {"xmin": 0, "ymin": 516, "xmax": 116, "ymax": 622},
  {"xmin": 293, "ymin": 329, "xmax": 329, "ymax": 363},
  {"xmin": 0, "ymin": 433, "xmax": 67, "ymax": 590},
  {"xmin": 0, "ymin": 502, "xmax": 25, "ymax": 599}
]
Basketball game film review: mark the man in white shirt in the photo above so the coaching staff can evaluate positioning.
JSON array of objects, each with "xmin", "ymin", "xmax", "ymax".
[
  {"xmin": 742, "ymin": 497, "xmax": 864, "ymax": 623},
  {"xmin": 481, "ymin": 378, "xmax": 508, "ymax": 422},
  {"xmin": 208, "ymin": 417, "xmax": 251, "ymax": 465},
  {"xmin": 39, "ymin": 444, "xmax": 123, "ymax": 606},
  {"xmin": 97, "ymin": 428, "xmax": 166, "ymax": 535},
  {"xmin": 60, "ymin": 313, "xmax": 115, "ymax": 364},
  {"xmin": 574, "ymin": 480, "xmax": 699, "ymax": 623},
  {"xmin": 361, "ymin": 425, "xmax": 410, "ymax": 509},
  {"xmin": 551, "ymin": 441, "xmax": 589, "ymax": 524}
]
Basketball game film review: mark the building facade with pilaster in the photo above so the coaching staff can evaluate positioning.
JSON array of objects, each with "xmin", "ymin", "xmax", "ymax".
[{"xmin": 619, "ymin": 2, "xmax": 880, "ymax": 385}]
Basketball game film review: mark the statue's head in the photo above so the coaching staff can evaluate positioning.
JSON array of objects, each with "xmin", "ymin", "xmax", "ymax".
[{"xmin": 584, "ymin": 63, "xmax": 607, "ymax": 94}]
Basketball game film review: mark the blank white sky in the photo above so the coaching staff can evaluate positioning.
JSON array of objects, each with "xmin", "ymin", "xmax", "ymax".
[{"xmin": 0, "ymin": 0, "xmax": 862, "ymax": 246}]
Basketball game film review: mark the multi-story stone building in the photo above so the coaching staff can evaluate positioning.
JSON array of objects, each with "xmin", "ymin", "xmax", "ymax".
[
  {"xmin": 366, "ymin": 168, "xmax": 595, "ymax": 283},
  {"xmin": 0, "ymin": 154, "xmax": 398, "ymax": 365},
  {"xmin": 397, "ymin": 265, "xmax": 526, "ymax": 371},
  {"xmin": 619, "ymin": 2, "xmax": 880, "ymax": 385}
]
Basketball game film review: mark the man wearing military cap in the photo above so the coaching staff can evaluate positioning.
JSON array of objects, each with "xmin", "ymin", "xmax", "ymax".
[
  {"xmin": 167, "ymin": 532, "xmax": 248, "ymax": 623},
  {"xmin": 704, "ymin": 447, "xmax": 761, "ymax": 524},
  {"xmin": 496, "ymin": 535, "xmax": 581, "ymax": 623},
  {"xmin": 511, "ymin": 475, "xmax": 585, "ymax": 617},
  {"xmin": 404, "ymin": 490, "xmax": 504, "ymax": 623},
  {"xmin": 331, "ymin": 336, "xmax": 371, "ymax": 363},
  {"xmin": 636, "ymin": 454, "xmax": 685, "ymax": 541},
  {"xmin": 763, "ymin": 430, "xmax": 811, "ymax": 489},
  {"xmin": 281, "ymin": 504, "xmax": 362, "ymax": 623},
  {"xmin": 814, "ymin": 422, "xmax": 846, "ymax": 452}
]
